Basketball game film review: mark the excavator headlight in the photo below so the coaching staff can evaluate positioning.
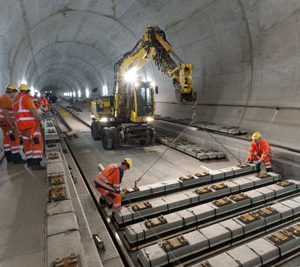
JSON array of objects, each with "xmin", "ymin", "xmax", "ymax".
[
  {"xmin": 124, "ymin": 67, "xmax": 138, "ymax": 83},
  {"xmin": 100, "ymin": 117, "xmax": 108, "ymax": 123},
  {"xmin": 145, "ymin": 117, "xmax": 154, "ymax": 122}
]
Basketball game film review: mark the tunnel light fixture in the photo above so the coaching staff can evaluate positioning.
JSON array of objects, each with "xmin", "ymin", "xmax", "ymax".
[
  {"xmin": 73, "ymin": 91, "xmax": 76, "ymax": 97},
  {"xmin": 21, "ymin": 80, "xmax": 27, "ymax": 85},
  {"xmin": 124, "ymin": 67, "xmax": 138, "ymax": 83},
  {"xmin": 86, "ymin": 88, "xmax": 90, "ymax": 98},
  {"xmin": 78, "ymin": 89, "xmax": 81, "ymax": 98},
  {"xmin": 150, "ymin": 81, "xmax": 156, "ymax": 88}
]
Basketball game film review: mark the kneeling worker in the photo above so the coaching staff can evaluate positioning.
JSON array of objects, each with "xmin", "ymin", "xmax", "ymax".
[
  {"xmin": 94, "ymin": 158, "xmax": 133, "ymax": 209},
  {"xmin": 247, "ymin": 131, "xmax": 272, "ymax": 172}
]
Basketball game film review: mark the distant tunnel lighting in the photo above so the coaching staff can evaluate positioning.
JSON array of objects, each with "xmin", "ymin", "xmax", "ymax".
[
  {"xmin": 21, "ymin": 80, "xmax": 27, "ymax": 85},
  {"xmin": 102, "ymin": 85, "xmax": 108, "ymax": 96},
  {"xmin": 150, "ymin": 81, "xmax": 156, "ymax": 88},
  {"xmin": 78, "ymin": 90, "xmax": 81, "ymax": 98},
  {"xmin": 73, "ymin": 91, "xmax": 76, "ymax": 97},
  {"xmin": 124, "ymin": 67, "xmax": 138, "ymax": 83},
  {"xmin": 85, "ymin": 88, "xmax": 90, "ymax": 98}
]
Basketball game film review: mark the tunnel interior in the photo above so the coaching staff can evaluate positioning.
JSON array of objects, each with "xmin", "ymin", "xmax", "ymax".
[{"xmin": 1, "ymin": 0, "xmax": 300, "ymax": 149}]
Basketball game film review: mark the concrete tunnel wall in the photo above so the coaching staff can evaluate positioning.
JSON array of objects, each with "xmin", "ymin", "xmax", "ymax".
[{"xmin": 0, "ymin": 0, "xmax": 299, "ymax": 149}]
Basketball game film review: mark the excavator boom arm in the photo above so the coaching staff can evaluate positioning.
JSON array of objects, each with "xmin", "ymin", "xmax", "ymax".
[{"xmin": 114, "ymin": 26, "xmax": 193, "ymax": 100}]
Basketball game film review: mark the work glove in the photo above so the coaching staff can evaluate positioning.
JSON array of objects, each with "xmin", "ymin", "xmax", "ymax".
[{"xmin": 254, "ymin": 161, "xmax": 262, "ymax": 170}]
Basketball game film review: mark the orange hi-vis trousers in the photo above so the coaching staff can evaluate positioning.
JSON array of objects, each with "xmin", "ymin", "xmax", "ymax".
[
  {"xmin": 21, "ymin": 127, "xmax": 44, "ymax": 163},
  {"xmin": 1, "ymin": 125, "xmax": 21, "ymax": 156}
]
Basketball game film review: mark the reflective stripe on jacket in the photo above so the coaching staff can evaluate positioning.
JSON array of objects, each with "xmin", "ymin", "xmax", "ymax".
[
  {"xmin": 247, "ymin": 139, "xmax": 272, "ymax": 162},
  {"xmin": 13, "ymin": 93, "xmax": 36, "ymax": 130}
]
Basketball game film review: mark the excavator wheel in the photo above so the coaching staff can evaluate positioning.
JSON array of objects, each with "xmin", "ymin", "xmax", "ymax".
[
  {"xmin": 149, "ymin": 129, "xmax": 156, "ymax": 145},
  {"xmin": 139, "ymin": 134, "xmax": 151, "ymax": 146},
  {"xmin": 91, "ymin": 121, "xmax": 101, "ymax": 140},
  {"xmin": 102, "ymin": 128, "xmax": 114, "ymax": 150},
  {"xmin": 111, "ymin": 127, "xmax": 120, "ymax": 148}
]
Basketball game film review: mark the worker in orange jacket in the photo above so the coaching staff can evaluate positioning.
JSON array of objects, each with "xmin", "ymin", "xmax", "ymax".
[
  {"xmin": 40, "ymin": 95, "xmax": 49, "ymax": 112},
  {"xmin": 0, "ymin": 84, "xmax": 24, "ymax": 163},
  {"xmin": 13, "ymin": 84, "xmax": 44, "ymax": 169},
  {"xmin": 94, "ymin": 158, "xmax": 133, "ymax": 209},
  {"xmin": 247, "ymin": 131, "xmax": 272, "ymax": 172}
]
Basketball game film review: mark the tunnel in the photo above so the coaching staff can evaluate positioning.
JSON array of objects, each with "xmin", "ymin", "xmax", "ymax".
[{"xmin": 0, "ymin": 1, "xmax": 300, "ymax": 267}]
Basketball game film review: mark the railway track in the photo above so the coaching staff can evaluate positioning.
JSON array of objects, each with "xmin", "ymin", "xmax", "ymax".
[{"xmin": 53, "ymin": 104, "xmax": 300, "ymax": 267}]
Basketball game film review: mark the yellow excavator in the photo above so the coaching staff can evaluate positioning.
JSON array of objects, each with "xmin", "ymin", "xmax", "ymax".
[{"xmin": 90, "ymin": 26, "xmax": 194, "ymax": 150}]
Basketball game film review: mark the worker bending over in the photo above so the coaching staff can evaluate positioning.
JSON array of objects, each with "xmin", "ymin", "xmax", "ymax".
[
  {"xmin": 13, "ymin": 84, "xmax": 44, "ymax": 169},
  {"xmin": 0, "ymin": 84, "xmax": 24, "ymax": 163},
  {"xmin": 94, "ymin": 158, "xmax": 133, "ymax": 209},
  {"xmin": 247, "ymin": 131, "xmax": 272, "ymax": 172}
]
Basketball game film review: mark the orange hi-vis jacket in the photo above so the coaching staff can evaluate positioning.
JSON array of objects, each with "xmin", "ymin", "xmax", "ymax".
[
  {"xmin": 0, "ymin": 94, "xmax": 16, "ymax": 126},
  {"xmin": 13, "ymin": 93, "xmax": 37, "ymax": 130},
  {"xmin": 94, "ymin": 164, "xmax": 121, "ymax": 193},
  {"xmin": 247, "ymin": 139, "xmax": 272, "ymax": 163}
]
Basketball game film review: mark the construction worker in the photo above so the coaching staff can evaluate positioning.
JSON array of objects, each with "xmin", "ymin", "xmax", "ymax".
[
  {"xmin": 246, "ymin": 131, "xmax": 272, "ymax": 172},
  {"xmin": 0, "ymin": 83, "xmax": 24, "ymax": 163},
  {"xmin": 40, "ymin": 95, "xmax": 49, "ymax": 113},
  {"xmin": 13, "ymin": 84, "xmax": 44, "ymax": 169},
  {"xmin": 93, "ymin": 158, "xmax": 133, "ymax": 209}
]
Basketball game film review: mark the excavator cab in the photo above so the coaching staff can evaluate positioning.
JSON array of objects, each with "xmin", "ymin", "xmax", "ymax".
[{"xmin": 130, "ymin": 81, "xmax": 155, "ymax": 123}]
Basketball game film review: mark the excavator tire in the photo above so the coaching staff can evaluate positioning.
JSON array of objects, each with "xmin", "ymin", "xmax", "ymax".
[
  {"xmin": 91, "ymin": 121, "xmax": 101, "ymax": 140},
  {"xmin": 111, "ymin": 127, "xmax": 120, "ymax": 148},
  {"xmin": 139, "ymin": 134, "xmax": 150, "ymax": 146},
  {"xmin": 150, "ymin": 130, "xmax": 156, "ymax": 145},
  {"xmin": 102, "ymin": 128, "xmax": 114, "ymax": 150}
]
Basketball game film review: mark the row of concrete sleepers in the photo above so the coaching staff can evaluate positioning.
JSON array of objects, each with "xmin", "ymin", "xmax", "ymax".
[
  {"xmin": 137, "ymin": 195, "xmax": 300, "ymax": 266},
  {"xmin": 116, "ymin": 170, "xmax": 288, "ymax": 225},
  {"xmin": 45, "ymin": 119, "xmax": 85, "ymax": 266},
  {"xmin": 124, "ymin": 179, "xmax": 300, "ymax": 245}
]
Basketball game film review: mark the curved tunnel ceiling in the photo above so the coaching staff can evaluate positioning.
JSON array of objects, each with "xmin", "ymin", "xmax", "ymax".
[{"xmin": 1, "ymin": 0, "xmax": 300, "ymax": 148}]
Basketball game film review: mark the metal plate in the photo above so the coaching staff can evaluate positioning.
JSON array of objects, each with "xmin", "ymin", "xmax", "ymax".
[
  {"xmin": 266, "ymin": 230, "xmax": 294, "ymax": 245},
  {"xmin": 256, "ymin": 172, "xmax": 271, "ymax": 178},
  {"xmin": 257, "ymin": 207, "xmax": 278, "ymax": 217},
  {"xmin": 145, "ymin": 216, "xmax": 167, "ymax": 229},
  {"xmin": 277, "ymin": 180, "xmax": 294, "ymax": 187},
  {"xmin": 287, "ymin": 224, "xmax": 300, "ymax": 237},
  {"xmin": 211, "ymin": 183, "xmax": 228, "ymax": 190},
  {"xmin": 48, "ymin": 152, "xmax": 60, "ymax": 160},
  {"xmin": 53, "ymin": 254, "xmax": 79, "ymax": 267},
  {"xmin": 161, "ymin": 235, "xmax": 189, "ymax": 252},
  {"xmin": 213, "ymin": 197, "xmax": 232, "ymax": 207},
  {"xmin": 179, "ymin": 175, "xmax": 194, "ymax": 182},
  {"xmin": 49, "ymin": 187, "xmax": 67, "ymax": 202},
  {"xmin": 49, "ymin": 175, "xmax": 64, "ymax": 186},
  {"xmin": 230, "ymin": 193, "xmax": 249, "ymax": 202},
  {"xmin": 195, "ymin": 172, "xmax": 209, "ymax": 177},
  {"xmin": 195, "ymin": 187, "xmax": 212, "ymax": 195},
  {"xmin": 132, "ymin": 202, "xmax": 152, "ymax": 212},
  {"xmin": 237, "ymin": 212, "xmax": 260, "ymax": 224}
]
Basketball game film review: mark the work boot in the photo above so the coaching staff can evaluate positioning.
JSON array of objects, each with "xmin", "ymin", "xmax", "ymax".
[
  {"xmin": 4, "ymin": 151, "xmax": 12, "ymax": 163},
  {"xmin": 27, "ymin": 158, "xmax": 33, "ymax": 167},
  {"xmin": 99, "ymin": 197, "xmax": 107, "ymax": 207},
  {"xmin": 12, "ymin": 153, "xmax": 26, "ymax": 164},
  {"xmin": 266, "ymin": 167, "xmax": 273, "ymax": 173},
  {"xmin": 30, "ymin": 158, "xmax": 46, "ymax": 170}
]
